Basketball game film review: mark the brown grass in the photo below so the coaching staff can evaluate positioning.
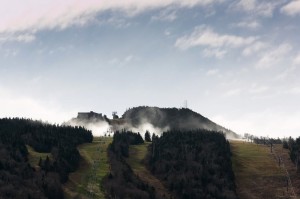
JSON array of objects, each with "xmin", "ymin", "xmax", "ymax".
[
  {"xmin": 231, "ymin": 141, "xmax": 289, "ymax": 199},
  {"xmin": 273, "ymin": 144, "xmax": 300, "ymax": 198}
]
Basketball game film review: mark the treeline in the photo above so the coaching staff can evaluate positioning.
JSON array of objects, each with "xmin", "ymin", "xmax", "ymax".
[
  {"xmin": 283, "ymin": 137, "xmax": 300, "ymax": 166},
  {"xmin": 244, "ymin": 133, "xmax": 282, "ymax": 144},
  {"xmin": 103, "ymin": 131, "xmax": 155, "ymax": 199},
  {"xmin": 0, "ymin": 118, "xmax": 93, "ymax": 199},
  {"xmin": 146, "ymin": 130, "xmax": 238, "ymax": 199}
]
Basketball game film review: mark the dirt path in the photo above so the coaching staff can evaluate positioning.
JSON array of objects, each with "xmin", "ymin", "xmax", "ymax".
[
  {"xmin": 126, "ymin": 143, "xmax": 172, "ymax": 199},
  {"xmin": 231, "ymin": 141, "xmax": 290, "ymax": 199}
]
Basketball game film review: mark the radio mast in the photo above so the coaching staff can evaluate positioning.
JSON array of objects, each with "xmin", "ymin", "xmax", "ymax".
[{"xmin": 184, "ymin": 100, "xmax": 188, "ymax": 109}]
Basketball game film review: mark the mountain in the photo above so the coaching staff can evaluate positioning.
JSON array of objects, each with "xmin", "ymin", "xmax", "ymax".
[
  {"xmin": 65, "ymin": 107, "xmax": 238, "ymax": 138},
  {"xmin": 121, "ymin": 106, "xmax": 239, "ymax": 138}
]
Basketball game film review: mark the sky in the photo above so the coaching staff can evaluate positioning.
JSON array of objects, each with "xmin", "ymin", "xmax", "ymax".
[{"xmin": 1, "ymin": 0, "xmax": 300, "ymax": 138}]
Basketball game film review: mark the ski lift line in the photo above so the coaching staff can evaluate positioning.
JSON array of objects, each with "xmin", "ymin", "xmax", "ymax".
[
  {"xmin": 272, "ymin": 147, "xmax": 297, "ymax": 199},
  {"xmin": 259, "ymin": 140, "xmax": 296, "ymax": 198}
]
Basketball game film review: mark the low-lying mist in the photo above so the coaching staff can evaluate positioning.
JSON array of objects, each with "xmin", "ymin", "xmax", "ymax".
[
  {"xmin": 64, "ymin": 107, "xmax": 239, "ymax": 139},
  {"xmin": 111, "ymin": 121, "xmax": 169, "ymax": 136}
]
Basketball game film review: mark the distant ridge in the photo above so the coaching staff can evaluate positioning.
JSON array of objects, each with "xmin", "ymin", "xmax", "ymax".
[
  {"xmin": 122, "ymin": 106, "xmax": 239, "ymax": 138},
  {"xmin": 65, "ymin": 106, "xmax": 239, "ymax": 138}
]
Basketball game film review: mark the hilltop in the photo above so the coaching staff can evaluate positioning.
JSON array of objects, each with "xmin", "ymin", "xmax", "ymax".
[
  {"xmin": 65, "ymin": 106, "xmax": 239, "ymax": 138},
  {"xmin": 121, "ymin": 106, "xmax": 238, "ymax": 138}
]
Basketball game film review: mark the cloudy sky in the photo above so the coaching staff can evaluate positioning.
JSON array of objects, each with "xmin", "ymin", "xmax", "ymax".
[{"xmin": 1, "ymin": 0, "xmax": 300, "ymax": 137}]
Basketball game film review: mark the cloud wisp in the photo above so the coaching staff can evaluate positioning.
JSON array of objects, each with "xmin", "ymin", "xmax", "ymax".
[
  {"xmin": 175, "ymin": 26, "xmax": 257, "ymax": 50},
  {"xmin": 0, "ymin": 33, "xmax": 35, "ymax": 43},
  {"xmin": 175, "ymin": 25, "xmax": 262, "ymax": 58},
  {"xmin": 230, "ymin": 0, "xmax": 286, "ymax": 17},
  {"xmin": 0, "ymin": 0, "xmax": 224, "ymax": 43},
  {"xmin": 232, "ymin": 20, "xmax": 261, "ymax": 30},
  {"xmin": 213, "ymin": 110, "xmax": 300, "ymax": 138},
  {"xmin": 255, "ymin": 43, "xmax": 292, "ymax": 69},
  {"xmin": 0, "ymin": 85, "xmax": 75, "ymax": 124},
  {"xmin": 281, "ymin": 0, "xmax": 300, "ymax": 16}
]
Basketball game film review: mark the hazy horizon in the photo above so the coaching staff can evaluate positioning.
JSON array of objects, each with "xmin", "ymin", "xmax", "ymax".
[{"xmin": 1, "ymin": 0, "xmax": 300, "ymax": 138}]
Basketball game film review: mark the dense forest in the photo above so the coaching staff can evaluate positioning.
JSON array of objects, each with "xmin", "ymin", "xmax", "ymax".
[
  {"xmin": 1, "ymin": 115, "xmax": 240, "ymax": 199},
  {"xmin": 103, "ymin": 131, "xmax": 155, "ymax": 199},
  {"xmin": 122, "ymin": 106, "xmax": 237, "ymax": 138},
  {"xmin": 145, "ymin": 130, "xmax": 238, "ymax": 199},
  {"xmin": 283, "ymin": 137, "xmax": 300, "ymax": 167},
  {"xmin": 0, "ymin": 118, "xmax": 93, "ymax": 199}
]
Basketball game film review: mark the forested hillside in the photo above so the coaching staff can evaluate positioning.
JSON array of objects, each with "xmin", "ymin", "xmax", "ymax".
[
  {"xmin": 0, "ymin": 118, "xmax": 92, "ymax": 199},
  {"xmin": 146, "ymin": 130, "xmax": 238, "ymax": 199},
  {"xmin": 103, "ymin": 131, "xmax": 155, "ymax": 199},
  {"xmin": 283, "ymin": 137, "xmax": 300, "ymax": 166},
  {"xmin": 0, "ymin": 117, "xmax": 239, "ymax": 199},
  {"xmin": 122, "ymin": 107, "xmax": 237, "ymax": 138}
]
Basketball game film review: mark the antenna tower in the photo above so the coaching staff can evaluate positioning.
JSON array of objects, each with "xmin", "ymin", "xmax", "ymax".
[{"xmin": 184, "ymin": 100, "xmax": 188, "ymax": 109}]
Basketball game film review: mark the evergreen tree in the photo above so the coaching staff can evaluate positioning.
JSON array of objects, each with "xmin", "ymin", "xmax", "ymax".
[{"xmin": 145, "ymin": 131, "xmax": 151, "ymax": 142}]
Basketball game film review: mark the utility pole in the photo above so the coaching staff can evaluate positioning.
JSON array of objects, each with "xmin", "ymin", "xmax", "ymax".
[{"xmin": 270, "ymin": 142, "xmax": 273, "ymax": 153}]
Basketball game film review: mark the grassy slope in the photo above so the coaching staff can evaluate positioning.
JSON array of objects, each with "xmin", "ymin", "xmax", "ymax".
[
  {"xmin": 29, "ymin": 136, "xmax": 295, "ymax": 199},
  {"xmin": 64, "ymin": 137, "xmax": 112, "ymax": 199},
  {"xmin": 231, "ymin": 141, "xmax": 289, "ymax": 199},
  {"xmin": 126, "ymin": 143, "xmax": 172, "ymax": 199},
  {"xmin": 27, "ymin": 145, "xmax": 51, "ymax": 168},
  {"xmin": 273, "ymin": 144, "xmax": 300, "ymax": 197}
]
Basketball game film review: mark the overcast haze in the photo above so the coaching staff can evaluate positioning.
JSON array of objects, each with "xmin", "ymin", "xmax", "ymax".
[{"xmin": 1, "ymin": 0, "xmax": 300, "ymax": 137}]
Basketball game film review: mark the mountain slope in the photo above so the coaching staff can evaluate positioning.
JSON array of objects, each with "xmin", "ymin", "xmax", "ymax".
[
  {"xmin": 65, "ymin": 107, "xmax": 238, "ymax": 138},
  {"xmin": 122, "ymin": 106, "xmax": 238, "ymax": 138}
]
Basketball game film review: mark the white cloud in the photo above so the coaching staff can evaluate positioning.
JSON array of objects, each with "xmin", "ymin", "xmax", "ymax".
[
  {"xmin": 0, "ymin": 33, "xmax": 35, "ymax": 43},
  {"xmin": 2, "ymin": 48, "xmax": 19, "ymax": 57},
  {"xmin": 256, "ymin": 43, "xmax": 292, "ymax": 69},
  {"xmin": 175, "ymin": 26, "xmax": 257, "ymax": 50},
  {"xmin": 108, "ymin": 55, "xmax": 137, "ymax": 66},
  {"xmin": 286, "ymin": 87, "xmax": 300, "ymax": 94},
  {"xmin": 151, "ymin": 8, "xmax": 177, "ymax": 22},
  {"xmin": 0, "ymin": 85, "xmax": 74, "ymax": 123},
  {"xmin": 231, "ymin": 0, "xmax": 286, "ymax": 17},
  {"xmin": 175, "ymin": 25, "xmax": 262, "ymax": 58},
  {"xmin": 242, "ymin": 41, "xmax": 267, "ymax": 56},
  {"xmin": 212, "ymin": 111, "xmax": 300, "ymax": 138},
  {"xmin": 234, "ymin": 0, "xmax": 256, "ymax": 12},
  {"xmin": 0, "ymin": 0, "xmax": 224, "ymax": 43},
  {"xmin": 206, "ymin": 69, "xmax": 220, "ymax": 76},
  {"xmin": 274, "ymin": 65, "xmax": 297, "ymax": 80},
  {"xmin": 281, "ymin": 0, "xmax": 300, "ymax": 16},
  {"xmin": 293, "ymin": 52, "xmax": 300, "ymax": 65},
  {"xmin": 233, "ymin": 20, "xmax": 261, "ymax": 30},
  {"xmin": 203, "ymin": 48, "xmax": 227, "ymax": 59},
  {"xmin": 124, "ymin": 55, "xmax": 134, "ymax": 62},
  {"xmin": 274, "ymin": 52, "xmax": 300, "ymax": 80},
  {"xmin": 164, "ymin": 30, "xmax": 171, "ymax": 36},
  {"xmin": 102, "ymin": 16, "xmax": 132, "ymax": 29}
]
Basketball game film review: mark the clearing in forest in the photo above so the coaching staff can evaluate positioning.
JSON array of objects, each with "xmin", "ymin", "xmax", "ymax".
[
  {"xmin": 27, "ymin": 145, "xmax": 52, "ymax": 168},
  {"xmin": 126, "ymin": 143, "xmax": 172, "ymax": 199},
  {"xmin": 64, "ymin": 137, "xmax": 112, "ymax": 199},
  {"xmin": 231, "ymin": 141, "xmax": 291, "ymax": 199}
]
